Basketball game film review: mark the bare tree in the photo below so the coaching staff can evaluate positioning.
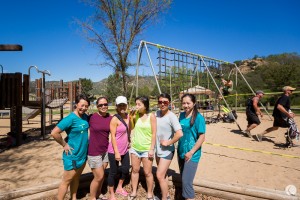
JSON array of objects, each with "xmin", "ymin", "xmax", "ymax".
[{"xmin": 78, "ymin": 0, "xmax": 172, "ymax": 94}]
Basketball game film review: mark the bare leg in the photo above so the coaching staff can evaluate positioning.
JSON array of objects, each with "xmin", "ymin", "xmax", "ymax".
[
  {"xmin": 156, "ymin": 157, "xmax": 172, "ymax": 200},
  {"xmin": 246, "ymin": 124, "xmax": 258, "ymax": 132},
  {"xmin": 142, "ymin": 157, "xmax": 154, "ymax": 198},
  {"xmin": 117, "ymin": 179, "xmax": 125, "ymax": 190},
  {"xmin": 98, "ymin": 162, "xmax": 108, "ymax": 198},
  {"xmin": 57, "ymin": 169, "xmax": 77, "ymax": 200},
  {"xmin": 256, "ymin": 126, "xmax": 279, "ymax": 142},
  {"xmin": 70, "ymin": 163, "xmax": 86, "ymax": 200},
  {"xmin": 130, "ymin": 154, "xmax": 141, "ymax": 197},
  {"xmin": 262, "ymin": 126, "xmax": 279, "ymax": 136},
  {"xmin": 90, "ymin": 163, "xmax": 106, "ymax": 200},
  {"xmin": 108, "ymin": 186, "xmax": 116, "ymax": 200}
]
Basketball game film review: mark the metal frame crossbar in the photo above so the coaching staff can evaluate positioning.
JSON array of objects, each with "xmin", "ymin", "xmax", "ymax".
[{"xmin": 131, "ymin": 40, "xmax": 271, "ymax": 130}]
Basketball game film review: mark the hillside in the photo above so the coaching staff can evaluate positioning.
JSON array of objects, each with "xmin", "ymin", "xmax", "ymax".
[{"xmin": 91, "ymin": 75, "xmax": 156, "ymax": 96}]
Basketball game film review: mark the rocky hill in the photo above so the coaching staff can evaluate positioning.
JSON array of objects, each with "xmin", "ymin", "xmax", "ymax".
[{"xmin": 238, "ymin": 58, "xmax": 268, "ymax": 73}]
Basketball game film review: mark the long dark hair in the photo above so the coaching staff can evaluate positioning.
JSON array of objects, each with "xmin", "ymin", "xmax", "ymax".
[
  {"xmin": 135, "ymin": 96, "xmax": 150, "ymax": 112},
  {"xmin": 181, "ymin": 93, "xmax": 198, "ymax": 127}
]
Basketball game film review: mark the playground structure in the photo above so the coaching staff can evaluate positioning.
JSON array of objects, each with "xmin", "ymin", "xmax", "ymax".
[
  {"xmin": 131, "ymin": 40, "xmax": 271, "ymax": 130},
  {"xmin": 0, "ymin": 64, "xmax": 81, "ymax": 146}
]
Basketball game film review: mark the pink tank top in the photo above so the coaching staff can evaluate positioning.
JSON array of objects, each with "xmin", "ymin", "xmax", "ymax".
[{"xmin": 107, "ymin": 118, "xmax": 129, "ymax": 155}]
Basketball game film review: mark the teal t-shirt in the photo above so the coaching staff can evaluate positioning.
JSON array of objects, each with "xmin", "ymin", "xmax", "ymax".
[
  {"xmin": 177, "ymin": 112, "xmax": 206, "ymax": 163},
  {"xmin": 57, "ymin": 112, "xmax": 89, "ymax": 170}
]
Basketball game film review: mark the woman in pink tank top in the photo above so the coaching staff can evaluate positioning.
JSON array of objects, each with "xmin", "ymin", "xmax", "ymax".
[{"xmin": 107, "ymin": 96, "xmax": 131, "ymax": 200}]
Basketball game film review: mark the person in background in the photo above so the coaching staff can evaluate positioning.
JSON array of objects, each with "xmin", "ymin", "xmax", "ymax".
[
  {"xmin": 244, "ymin": 90, "xmax": 264, "ymax": 138},
  {"xmin": 128, "ymin": 96, "xmax": 157, "ymax": 200},
  {"xmin": 155, "ymin": 93, "xmax": 183, "ymax": 200},
  {"xmin": 107, "ymin": 96, "xmax": 131, "ymax": 200},
  {"xmin": 178, "ymin": 93, "xmax": 206, "ymax": 200},
  {"xmin": 220, "ymin": 78, "xmax": 233, "ymax": 96},
  {"xmin": 51, "ymin": 94, "xmax": 90, "ymax": 200},
  {"xmin": 256, "ymin": 86, "xmax": 296, "ymax": 142},
  {"xmin": 88, "ymin": 97, "xmax": 112, "ymax": 200}
]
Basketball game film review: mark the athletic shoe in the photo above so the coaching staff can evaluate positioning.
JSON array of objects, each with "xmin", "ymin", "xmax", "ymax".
[
  {"xmin": 243, "ymin": 130, "xmax": 252, "ymax": 138},
  {"xmin": 255, "ymin": 134, "xmax": 263, "ymax": 142}
]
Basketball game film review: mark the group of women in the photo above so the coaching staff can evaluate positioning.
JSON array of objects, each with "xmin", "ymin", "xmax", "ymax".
[{"xmin": 51, "ymin": 93, "xmax": 206, "ymax": 200}]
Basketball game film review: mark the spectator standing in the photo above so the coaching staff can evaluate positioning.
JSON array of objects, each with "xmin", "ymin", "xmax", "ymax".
[
  {"xmin": 155, "ymin": 93, "xmax": 183, "ymax": 200},
  {"xmin": 178, "ymin": 94, "xmax": 206, "ymax": 200},
  {"xmin": 107, "ymin": 96, "xmax": 131, "ymax": 200},
  {"xmin": 129, "ymin": 96, "xmax": 157, "ymax": 200},
  {"xmin": 88, "ymin": 97, "xmax": 112, "ymax": 200},
  {"xmin": 51, "ymin": 94, "xmax": 90, "ymax": 200}
]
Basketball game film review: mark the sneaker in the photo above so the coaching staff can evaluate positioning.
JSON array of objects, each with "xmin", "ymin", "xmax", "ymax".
[
  {"xmin": 243, "ymin": 130, "xmax": 252, "ymax": 138},
  {"xmin": 255, "ymin": 134, "xmax": 263, "ymax": 142}
]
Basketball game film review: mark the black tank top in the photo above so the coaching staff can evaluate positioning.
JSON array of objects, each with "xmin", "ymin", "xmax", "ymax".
[{"xmin": 246, "ymin": 97, "xmax": 255, "ymax": 114}]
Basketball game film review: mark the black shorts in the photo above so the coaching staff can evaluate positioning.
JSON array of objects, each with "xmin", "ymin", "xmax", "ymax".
[
  {"xmin": 246, "ymin": 111, "xmax": 260, "ymax": 125},
  {"xmin": 273, "ymin": 117, "xmax": 290, "ymax": 128}
]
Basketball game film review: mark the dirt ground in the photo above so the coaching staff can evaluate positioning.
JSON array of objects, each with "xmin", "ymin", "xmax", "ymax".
[{"xmin": 0, "ymin": 109, "xmax": 299, "ymax": 199}]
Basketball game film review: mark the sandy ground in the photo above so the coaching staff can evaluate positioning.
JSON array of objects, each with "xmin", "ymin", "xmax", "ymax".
[{"xmin": 0, "ymin": 110, "xmax": 300, "ymax": 198}]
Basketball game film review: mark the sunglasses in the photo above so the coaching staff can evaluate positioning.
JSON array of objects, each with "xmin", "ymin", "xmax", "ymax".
[
  {"xmin": 158, "ymin": 100, "xmax": 169, "ymax": 105},
  {"xmin": 97, "ymin": 103, "xmax": 108, "ymax": 107}
]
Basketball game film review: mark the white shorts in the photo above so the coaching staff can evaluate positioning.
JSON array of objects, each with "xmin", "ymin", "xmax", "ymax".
[{"xmin": 87, "ymin": 152, "xmax": 108, "ymax": 169}]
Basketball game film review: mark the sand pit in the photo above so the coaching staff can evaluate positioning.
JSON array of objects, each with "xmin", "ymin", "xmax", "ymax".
[{"xmin": 0, "ymin": 112, "xmax": 299, "ymax": 199}]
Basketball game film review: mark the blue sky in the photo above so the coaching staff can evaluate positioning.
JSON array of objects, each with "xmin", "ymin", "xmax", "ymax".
[{"xmin": 1, "ymin": 0, "xmax": 299, "ymax": 82}]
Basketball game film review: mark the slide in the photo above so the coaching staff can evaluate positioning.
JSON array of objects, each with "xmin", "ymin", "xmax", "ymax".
[{"xmin": 22, "ymin": 108, "xmax": 41, "ymax": 123}]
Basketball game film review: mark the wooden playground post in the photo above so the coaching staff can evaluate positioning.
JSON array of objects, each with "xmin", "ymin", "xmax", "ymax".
[
  {"xmin": 59, "ymin": 80, "xmax": 64, "ymax": 119},
  {"xmin": 10, "ymin": 73, "xmax": 23, "ymax": 146},
  {"xmin": 68, "ymin": 82, "xmax": 73, "ymax": 113},
  {"xmin": 48, "ymin": 84, "xmax": 54, "ymax": 124},
  {"xmin": 0, "ymin": 73, "xmax": 23, "ymax": 146}
]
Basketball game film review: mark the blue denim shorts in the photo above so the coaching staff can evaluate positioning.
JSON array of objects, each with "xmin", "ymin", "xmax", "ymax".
[
  {"xmin": 156, "ymin": 151, "xmax": 174, "ymax": 160},
  {"xmin": 129, "ymin": 148, "xmax": 149, "ymax": 158}
]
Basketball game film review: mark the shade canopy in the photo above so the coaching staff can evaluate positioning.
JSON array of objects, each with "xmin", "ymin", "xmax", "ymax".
[{"xmin": 179, "ymin": 85, "xmax": 214, "ymax": 98}]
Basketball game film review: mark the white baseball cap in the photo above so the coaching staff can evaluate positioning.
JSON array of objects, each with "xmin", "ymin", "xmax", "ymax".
[
  {"xmin": 283, "ymin": 86, "xmax": 296, "ymax": 91},
  {"xmin": 115, "ymin": 96, "xmax": 127, "ymax": 105}
]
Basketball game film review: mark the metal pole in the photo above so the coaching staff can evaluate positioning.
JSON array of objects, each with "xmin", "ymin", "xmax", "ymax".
[
  {"xmin": 199, "ymin": 57, "xmax": 242, "ymax": 131},
  {"xmin": 144, "ymin": 42, "xmax": 161, "ymax": 94},
  {"xmin": 41, "ymin": 73, "xmax": 46, "ymax": 139},
  {"xmin": 40, "ymin": 70, "xmax": 50, "ymax": 139},
  {"xmin": 233, "ymin": 63, "xmax": 272, "ymax": 120},
  {"xmin": 0, "ymin": 64, "xmax": 3, "ymax": 81}
]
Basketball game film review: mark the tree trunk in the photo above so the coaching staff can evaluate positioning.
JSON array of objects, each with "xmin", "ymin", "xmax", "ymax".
[{"xmin": 122, "ymin": 70, "xmax": 127, "ymax": 95}]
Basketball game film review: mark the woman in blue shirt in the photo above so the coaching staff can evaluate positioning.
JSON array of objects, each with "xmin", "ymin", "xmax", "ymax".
[
  {"xmin": 178, "ymin": 93, "xmax": 206, "ymax": 200},
  {"xmin": 51, "ymin": 94, "xmax": 90, "ymax": 200}
]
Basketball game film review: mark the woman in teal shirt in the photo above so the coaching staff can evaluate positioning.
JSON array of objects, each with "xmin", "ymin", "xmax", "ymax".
[
  {"xmin": 178, "ymin": 93, "xmax": 206, "ymax": 200},
  {"xmin": 51, "ymin": 94, "xmax": 90, "ymax": 200}
]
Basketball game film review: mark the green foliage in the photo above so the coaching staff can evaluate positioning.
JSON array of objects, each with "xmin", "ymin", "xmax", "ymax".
[
  {"xmin": 105, "ymin": 74, "xmax": 123, "ymax": 103},
  {"xmin": 256, "ymin": 53, "xmax": 300, "ymax": 92},
  {"xmin": 79, "ymin": 0, "xmax": 172, "ymax": 94},
  {"xmin": 79, "ymin": 78, "xmax": 95, "ymax": 100}
]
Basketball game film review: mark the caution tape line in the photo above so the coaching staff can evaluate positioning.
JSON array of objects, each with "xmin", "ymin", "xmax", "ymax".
[
  {"xmin": 204, "ymin": 142, "xmax": 300, "ymax": 159},
  {"xmin": 224, "ymin": 91, "xmax": 300, "ymax": 97}
]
